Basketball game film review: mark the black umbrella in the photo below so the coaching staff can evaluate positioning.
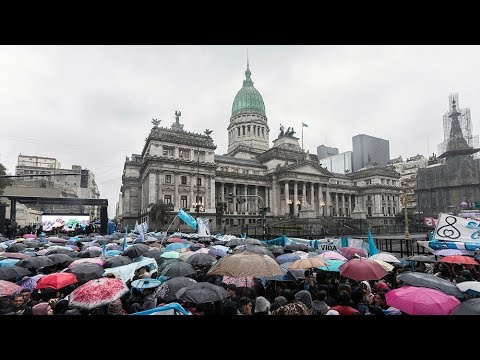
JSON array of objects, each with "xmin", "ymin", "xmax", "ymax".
[
  {"xmin": 225, "ymin": 238, "xmax": 245, "ymax": 247},
  {"xmin": 17, "ymin": 256, "xmax": 55, "ymax": 269},
  {"xmin": 397, "ymin": 271, "xmax": 465, "ymax": 299},
  {"xmin": 155, "ymin": 276, "xmax": 197, "ymax": 302},
  {"xmin": 188, "ymin": 244, "xmax": 202, "ymax": 252},
  {"xmin": 234, "ymin": 245, "xmax": 275, "ymax": 258},
  {"xmin": 45, "ymin": 247, "xmax": 74, "ymax": 256},
  {"xmin": 161, "ymin": 261, "xmax": 195, "ymax": 278},
  {"xmin": 158, "ymin": 258, "xmax": 182, "ymax": 273},
  {"xmin": 47, "ymin": 254, "xmax": 74, "ymax": 267},
  {"xmin": 0, "ymin": 266, "xmax": 31, "ymax": 280},
  {"xmin": 103, "ymin": 256, "xmax": 133, "ymax": 269},
  {"xmin": 186, "ymin": 253, "xmax": 215, "ymax": 267},
  {"xmin": 213, "ymin": 240, "xmax": 227, "ymax": 246},
  {"xmin": 6, "ymin": 243, "xmax": 27, "ymax": 253},
  {"xmin": 452, "ymin": 298, "xmax": 480, "ymax": 315},
  {"xmin": 175, "ymin": 282, "xmax": 228, "ymax": 304},
  {"xmin": 78, "ymin": 249, "xmax": 102, "ymax": 258},
  {"xmin": 407, "ymin": 255, "xmax": 436, "ymax": 263},
  {"xmin": 245, "ymin": 238, "xmax": 266, "ymax": 246},
  {"xmin": 122, "ymin": 244, "xmax": 150, "ymax": 258},
  {"xmin": 23, "ymin": 240, "xmax": 41, "ymax": 249},
  {"xmin": 268, "ymin": 245, "xmax": 284, "ymax": 256},
  {"xmin": 144, "ymin": 249, "xmax": 163, "ymax": 260},
  {"xmin": 65, "ymin": 263, "xmax": 105, "ymax": 282},
  {"xmin": 92, "ymin": 238, "xmax": 108, "ymax": 245}
]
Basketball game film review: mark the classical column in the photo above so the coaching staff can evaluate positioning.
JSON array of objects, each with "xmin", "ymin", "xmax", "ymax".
[
  {"xmin": 210, "ymin": 175, "xmax": 215, "ymax": 212},
  {"xmin": 284, "ymin": 181, "xmax": 289, "ymax": 215},
  {"xmin": 233, "ymin": 184, "xmax": 237, "ymax": 214},
  {"xmin": 345, "ymin": 194, "xmax": 350, "ymax": 217},
  {"xmin": 174, "ymin": 173, "xmax": 178, "ymax": 211},
  {"xmin": 255, "ymin": 186, "xmax": 259, "ymax": 212},
  {"xmin": 221, "ymin": 182, "xmax": 225, "ymax": 203},
  {"xmin": 272, "ymin": 180, "xmax": 278, "ymax": 216},
  {"xmin": 341, "ymin": 193, "xmax": 346, "ymax": 217},
  {"xmin": 325, "ymin": 185, "xmax": 330, "ymax": 216},
  {"xmin": 190, "ymin": 175, "xmax": 194, "ymax": 210},
  {"xmin": 244, "ymin": 184, "xmax": 248, "ymax": 213},
  {"xmin": 294, "ymin": 181, "xmax": 298, "ymax": 216},
  {"xmin": 310, "ymin": 183, "xmax": 314, "ymax": 207},
  {"xmin": 318, "ymin": 184, "xmax": 323, "ymax": 216},
  {"xmin": 335, "ymin": 192, "xmax": 339, "ymax": 217},
  {"xmin": 302, "ymin": 182, "xmax": 307, "ymax": 205}
]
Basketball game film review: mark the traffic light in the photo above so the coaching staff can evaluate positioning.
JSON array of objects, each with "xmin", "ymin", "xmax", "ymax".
[
  {"xmin": 228, "ymin": 193, "xmax": 234, "ymax": 203},
  {"xmin": 259, "ymin": 208, "xmax": 264, "ymax": 216}
]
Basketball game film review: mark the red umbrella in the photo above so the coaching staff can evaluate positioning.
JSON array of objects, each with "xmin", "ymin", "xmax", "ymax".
[
  {"xmin": 68, "ymin": 277, "xmax": 129, "ymax": 310},
  {"xmin": 1, "ymin": 252, "xmax": 28, "ymax": 260},
  {"xmin": 167, "ymin": 237, "xmax": 184, "ymax": 243},
  {"xmin": 36, "ymin": 273, "xmax": 78, "ymax": 290},
  {"xmin": 339, "ymin": 258, "xmax": 388, "ymax": 281},
  {"xmin": 0, "ymin": 280, "xmax": 22, "ymax": 297},
  {"xmin": 386, "ymin": 286, "xmax": 460, "ymax": 315},
  {"xmin": 339, "ymin": 247, "xmax": 367, "ymax": 260},
  {"xmin": 440, "ymin": 255, "xmax": 479, "ymax": 266}
]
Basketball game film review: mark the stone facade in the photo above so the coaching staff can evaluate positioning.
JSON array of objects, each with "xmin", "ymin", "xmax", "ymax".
[{"xmin": 117, "ymin": 65, "xmax": 401, "ymax": 230}]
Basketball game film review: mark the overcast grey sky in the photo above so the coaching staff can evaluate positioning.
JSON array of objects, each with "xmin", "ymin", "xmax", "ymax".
[{"xmin": 1, "ymin": 45, "xmax": 479, "ymax": 218}]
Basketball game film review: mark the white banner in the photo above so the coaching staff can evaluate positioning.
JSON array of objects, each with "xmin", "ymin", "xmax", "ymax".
[{"xmin": 434, "ymin": 213, "xmax": 480, "ymax": 242}]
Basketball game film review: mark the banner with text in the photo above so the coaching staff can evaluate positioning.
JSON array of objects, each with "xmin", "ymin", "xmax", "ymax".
[{"xmin": 434, "ymin": 213, "xmax": 480, "ymax": 242}]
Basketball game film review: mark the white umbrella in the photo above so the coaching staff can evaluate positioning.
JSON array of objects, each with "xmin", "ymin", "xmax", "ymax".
[
  {"xmin": 369, "ymin": 252, "xmax": 400, "ymax": 263},
  {"xmin": 456, "ymin": 281, "xmax": 480, "ymax": 295}
]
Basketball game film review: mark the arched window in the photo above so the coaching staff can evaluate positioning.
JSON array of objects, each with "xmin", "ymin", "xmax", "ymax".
[
  {"xmin": 242, "ymin": 126, "xmax": 245, "ymax": 136},
  {"xmin": 237, "ymin": 127, "xmax": 241, "ymax": 136}
]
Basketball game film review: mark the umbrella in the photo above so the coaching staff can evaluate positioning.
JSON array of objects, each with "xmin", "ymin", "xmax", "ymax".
[
  {"xmin": 68, "ymin": 258, "xmax": 104, "ymax": 268},
  {"xmin": 0, "ymin": 258, "xmax": 20, "ymax": 267},
  {"xmin": 0, "ymin": 252, "xmax": 28, "ymax": 260},
  {"xmin": 0, "ymin": 266, "xmax": 31, "ymax": 281},
  {"xmin": 267, "ymin": 245, "xmax": 284, "ymax": 256},
  {"xmin": 155, "ymin": 276, "xmax": 197, "ymax": 302},
  {"xmin": 17, "ymin": 256, "xmax": 55, "ymax": 269},
  {"xmin": 289, "ymin": 256, "xmax": 327, "ymax": 269},
  {"xmin": 211, "ymin": 245, "xmax": 230, "ymax": 253},
  {"xmin": 368, "ymin": 252, "xmax": 400, "ymax": 263},
  {"xmin": 440, "ymin": 255, "xmax": 479, "ymax": 266},
  {"xmin": 265, "ymin": 270, "xmax": 297, "ymax": 282},
  {"xmin": 407, "ymin": 255, "xmax": 436, "ymax": 263},
  {"xmin": 373, "ymin": 259, "xmax": 395, "ymax": 272},
  {"xmin": 44, "ymin": 247, "xmax": 74, "ymax": 256},
  {"xmin": 451, "ymin": 298, "xmax": 480, "ymax": 315},
  {"xmin": 225, "ymin": 238, "xmax": 245, "ymax": 247},
  {"xmin": 339, "ymin": 258, "xmax": 388, "ymax": 281},
  {"xmin": 23, "ymin": 240, "xmax": 41, "ymax": 249},
  {"xmin": 280, "ymin": 261, "xmax": 305, "ymax": 279},
  {"xmin": 207, "ymin": 251, "xmax": 284, "ymax": 278},
  {"xmin": 186, "ymin": 253, "xmax": 215, "ymax": 267},
  {"xmin": 284, "ymin": 244, "xmax": 310, "ymax": 252},
  {"xmin": 143, "ymin": 249, "xmax": 163, "ymax": 260},
  {"xmin": 22, "ymin": 234, "xmax": 36, "ymax": 239},
  {"xmin": 161, "ymin": 261, "xmax": 195, "ymax": 278},
  {"xmin": 164, "ymin": 243, "xmax": 189, "ymax": 253},
  {"xmin": 131, "ymin": 278, "xmax": 163, "ymax": 289},
  {"xmin": 433, "ymin": 249, "xmax": 471, "ymax": 257},
  {"xmin": 47, "ymin": 254, "xmax": 74, "ymax": 267},
  {"xmin": 318, "ymin": 251, "xmax": 348, "ymax": 261},
  {"xmin": 78, "ymin": 249, "xmax": 102, "ymax": 258},
  {"xmin": 16, "ymin": 274, "xmax": 44, "ymax": 291},
  {"xmin": 103, "ymin": 256, "xmax": 133, "ymax": 269},
  {"xmin": 339, "ymin": 247, "xmax": 367, "ymax": 259},
  {"xmin": 158, "ymin": 258, "xmax": 182, "ymax": 273},
  {"xmin": 0, "ymin": 280, "xmax": 22, "ymax": 296},
  {"xmin": 397, "ymin": 271, "xmax": 465, "ymax": 299},
  {"xmin": 69, "ymin": 277, "xmax": 129, "ymax": 310},
  {"xmin": 222, "ymin": 276, "xmax": 255, "ymax": 288},
  {"xmin": 65, "ymin": 263, "xmax": 105, "ymax": 283},
  {"xmin": 276, "ymin": 253, "xmax": 301, "ymax": 264},
  {"xmin": 245, "ymin": 238, "xmax": 265, "ymax": 246},
  {"xmin": 208, "ymin": 248, "xmax": 228, "ymax": 259},
  {"xmin": 167, "ymin": 237, "xmax": 184, "ymax": 243},
  {"xmin": 122, "ymin": 244, "xmax": 150, "ymax": 258},
  {"xmin": 386, "ymin": 286, "xmax": 460, "ymax": 315},
  {"xmin": 175, "ymin": 282, "xmax": 228, "ymax": 304},
  {"xmin": 456, "ymin": 281, "xmax": 480, "ymax": 296},
  {"xmin": 36, "ymin": 273, "xmax": 78, "ymax": 290},
  {"xmin": 233, "ymin": 245, "xmax": 275, "ymax": 258},
  {"xmin": 6, "ymin": 243, "xmax": 27, "ymax": 253},
  {"xmin": 316, "ymin": 259, "xmax": 346, "ymax": 273},
  {"xmin": 179, "ymin": 251, "xmax": 196, "ymax": 261},
  {"xmin": 160, "ymin": 251, "xmax": 181, "ymax": 259}
]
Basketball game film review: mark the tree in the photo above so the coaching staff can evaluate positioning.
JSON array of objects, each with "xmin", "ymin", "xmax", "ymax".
[
  {"xmin": 395, "ymin": 208, "xmax": 414, "ymax": 225},
  {"xmin": 0, "ymin": 163, "xmax": 11, "ymax": 196},
  {"xmin": 148, "ymin": 200, "xmax": 171, "ymax": 229}
]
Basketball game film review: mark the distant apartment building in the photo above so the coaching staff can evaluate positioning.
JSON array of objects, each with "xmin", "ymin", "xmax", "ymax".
[
  {"xmin": 389, "ymin": 155, "xmax": 428, "ymax": 211},
  {"xmin": 352, "ymin": 134, "xmax": 390, "ymax": 171},
  {"xmin": 16, "ymin": 154, "xmax": 61, "ymax": 175},
  {"xmin": 320, "ymin": 151, "xmax": 353, "ymax": 174},
  {"xmin": 317, "ymin": 145, "xmax": 339, "ymax": 160}
]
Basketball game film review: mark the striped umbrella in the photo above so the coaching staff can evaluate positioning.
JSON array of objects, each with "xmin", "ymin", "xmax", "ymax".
[{"xmin": 0, "ymin": 280, "xmax": 22, "ymax": 297}]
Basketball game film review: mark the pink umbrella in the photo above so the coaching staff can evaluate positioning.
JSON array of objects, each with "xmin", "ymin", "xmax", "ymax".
[
  {"xmin": 433, "ymin": 249, "xmax": 471, "ymax": 257},
  {"xmin": 0, "ymin": 280, "xmax": 22, "ymax": 297},
  {"xmin": 68, "ymin": 258, "xmax": 104, "ymax": 268},
  {"xmin": 339, "ymin": 247, "xmax": 367, "ymax": 260},
  {"xmin": 339, "ymin": 258, "xmax": 388, "ymax": 281},
  {"xmin": 222, "ymin": 276, "xmax": 255, "ymax": 288},
  {"xmin": 386, "ymin": 286, "xmax": 460, "ymax": 315},
  {"xmin": 440, "ymin": 255, "xmax": 479, "ymax": 266},
  {"xmin": 68, "ymin": 277, "xmax": 129, "ymax": 310},
  {"xmin": 22, "ymin": 234, "xmax": 37, "ymax": 239},
  {"xmin": 318, "ymin": 251, "xmax": 348, "ymax": 261}
]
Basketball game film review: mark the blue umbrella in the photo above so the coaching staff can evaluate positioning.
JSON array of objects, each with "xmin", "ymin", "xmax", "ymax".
[
  {"xmin": 316, "ymin": 259, "xmax": 345, "ymax": 272},
  {"xmin": 131, "ymin": 278, "xmax": 163, "ymax": 289},
  {"xmin": 105, "ymin": 250, "xmax": 122, "ymax": 257},
  {"xmin": 276, "ymin": 253, "xmax": 301, "ymax": 264},
  {"xmin": 165, "ymin": 243, "xmax": 189, "ymax": 252},
  {"xmin": 0, "ymin": 259, "xmax": 20, "ymax": 267}
]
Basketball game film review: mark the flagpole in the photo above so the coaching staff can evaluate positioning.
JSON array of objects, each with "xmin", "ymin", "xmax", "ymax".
[
  {"xmin": 166, "ymin": 214, "xmax": 178, "ymax": 234},
  {"xmin": 301, "ymin": 122, "xmax": 304, "ymax": 150}
]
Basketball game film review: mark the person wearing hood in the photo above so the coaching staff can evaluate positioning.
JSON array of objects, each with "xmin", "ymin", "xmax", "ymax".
[
  {"xmin": 254, "ymin": 296, "xmax": 271, "ymax": 315},
  {"xmin": 311, "ymin": 290, "xmax": 330, "ymax": 315},
  {"xmin": 360, "ymin": 281, "xmax": 374, "ymax": 304},
  {"xmin": 295, "ymin": 290, "xmax": 315, "ymax": 315}
]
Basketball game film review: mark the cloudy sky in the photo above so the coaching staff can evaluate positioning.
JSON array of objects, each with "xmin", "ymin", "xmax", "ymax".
[{"xmin": 1, "ymin": 45, "xmax": 479, "ymax": 218}]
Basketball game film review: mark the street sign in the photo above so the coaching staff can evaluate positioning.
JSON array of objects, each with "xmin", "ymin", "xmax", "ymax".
[{"xmin": 475, "ymin": 201, "xmax": 480, "ymax": 209}]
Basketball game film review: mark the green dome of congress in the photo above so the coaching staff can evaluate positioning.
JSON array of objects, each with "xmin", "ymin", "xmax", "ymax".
[{"xmin": 231, "ymin": 64, "xmax": 266, "ymax": 117}]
